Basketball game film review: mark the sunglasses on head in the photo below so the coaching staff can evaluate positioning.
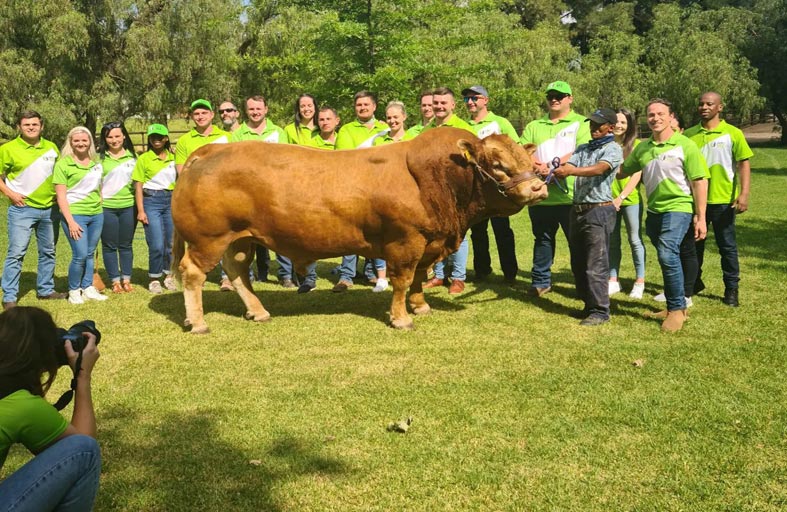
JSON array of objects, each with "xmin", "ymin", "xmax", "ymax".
[
  {"xmin": 546, "ymin": 92, "xmax": 569, "ymax": 101},
  {"xmin": 103, "ymin": 121, "xmax": 122, "ymax": 130},
  {"xmin": 463, "ymin": 96, "xmax": 482, "ymax": 103},
  {"xmin": 219, "ymin": 108, "xmax": 237, "ymax": 114}
]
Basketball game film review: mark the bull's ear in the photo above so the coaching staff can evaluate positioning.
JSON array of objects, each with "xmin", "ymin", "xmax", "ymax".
[
  {"xmin": 457, "ymin": 139, "xmax": 478, "ymax": 166},
  {"xmin": 522, "ymin": 143, "xmax": 537, "ymax": 156}
]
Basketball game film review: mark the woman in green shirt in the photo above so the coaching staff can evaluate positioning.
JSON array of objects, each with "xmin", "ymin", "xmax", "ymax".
[
  {"xmin": 98, "ymin": 121, "xmax": 137, "ymax": 294},
  {"xmin": 54, "ymin": 127, "xmax": 109, "ymax": 304}
]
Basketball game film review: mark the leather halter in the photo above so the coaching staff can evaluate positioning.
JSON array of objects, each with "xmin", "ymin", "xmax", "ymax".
[{"xmin": 471, "ymin": 162, "xmax": 539, "ymax": 200}]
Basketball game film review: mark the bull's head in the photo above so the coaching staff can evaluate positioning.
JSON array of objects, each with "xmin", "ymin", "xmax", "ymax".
[{"xmin": 457, "ymin": 135, "xmax": 549, "ymax": 211}]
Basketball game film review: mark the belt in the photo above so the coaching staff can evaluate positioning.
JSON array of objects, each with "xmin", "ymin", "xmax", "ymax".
[{"xmin": 573, "ymin": 201, "xmax": 613, "ymax": 213}]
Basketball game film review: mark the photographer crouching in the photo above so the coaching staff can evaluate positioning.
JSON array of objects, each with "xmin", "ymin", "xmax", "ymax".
[{"xmin": 0, "ymin": 307, "xmax": 101, "ymax": 511}]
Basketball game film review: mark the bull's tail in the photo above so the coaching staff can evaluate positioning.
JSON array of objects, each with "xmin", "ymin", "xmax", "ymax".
[{"xmin": 171, "ymin": 228, "xmax": 186, "ymax": 284}]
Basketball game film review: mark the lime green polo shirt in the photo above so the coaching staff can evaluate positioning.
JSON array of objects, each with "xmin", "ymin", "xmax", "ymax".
[
  {"xmin": 132, "ymin": 150, "xmax": 177, "ymax": 191},
  {"xmin": 621, "ymin": 132, "xmax": 709, "ymax": 214},
  {"xmin": 101, "ymin": 150, "xmax": 136, "ymax": 209},
  {"xmin": 285, "ymin": 122, "xmax": 319, "ymax": 146},
  {"xmin": 335, "ymin": 119, "xmax": 390, "ymax": 150},
  {"xmin": 469, "ymin": 112, "xmax": 519, "ymax": 140},
  {"xmin": 1, "ymin": 390, "xmax": 69, "ymax": 469},
  {"xmin": 0, "ymin": 136, "xmax": 60, "ymax": 208},
  {"xmin": 52, "ymin": 156, "xmax": 103, "ymax": 215},
  {"xmin": 404, "ymin": 123, "xmax": 425, "ymax": 140},
  {"xmin": 310, "ymin": 133, "xmax": 336, "ymax": 150},
  {"xmin": 421, "ymin": 114, "xmax": 474, "ymax": 134},
  {"xmin": 373, "ymin": 134, "xmax": 406, "ymax": 146},
  {"xmin": 520, "ymin": 111, "xmax": 591, "ymax": 206},
  {"xmin": 611, "ymin": 139, "xmax": 642, "ymax": 207},
  {"xmin": 230, "ymin": 121, "xmax": 287, "ymax": 144},
  {"xmin": 683, "ymin": 120, "xmax": 753, "ymax": 205},
  {"xmin": 174, "ymin": 126, "xmax": 230, "ymax": 165}
]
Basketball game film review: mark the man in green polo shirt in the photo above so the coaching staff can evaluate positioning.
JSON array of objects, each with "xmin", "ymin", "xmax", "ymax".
[
  {"xmin": 463, "ymin": 84, "xmax": 520, "ymax": 285},
  {"xmin": 0, "ymin": 111, "xmax": 68, "ymax": 308},
  {"xmin": 333, "ymin": 91, "xmax": 389, "ymax": 292},
  {"xmin": 683, "ymin": 91, "xmax": 753, "ymax": 307},
  {"xmin": 174, "ymin": 99, "xmax": 230, "ymax": 173},
  {"xmin": 520, "ymin": 80, "xmax": 591, "ymax": 297},
  {"xmin": 404, "ymin": 91, "xmax": 434, "ymax": 140},
  {"xmin": 621, "ymin": 98, "xmax": 708, "ymax": 333}
]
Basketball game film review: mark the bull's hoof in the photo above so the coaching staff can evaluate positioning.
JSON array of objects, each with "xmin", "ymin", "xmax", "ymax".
[
  {"xmin": 390, "ymin": 317, "xmax": 415, "ymax": 330},
  {"xmin": 411, "ymin": 304, "xmax": 432, "ymax": 316},
  {"xmin": 245, "ymin": 310, "xmax": 271, "ymax": 322},
  {"xmin": 190, "ymin": 324, "xmax": 210, "ymax": 335}
]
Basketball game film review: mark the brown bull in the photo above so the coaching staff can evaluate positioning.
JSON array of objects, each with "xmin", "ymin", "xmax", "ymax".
[{"xmin": 171, "ymin": 127, "xmax": 547, "ymax": 333}]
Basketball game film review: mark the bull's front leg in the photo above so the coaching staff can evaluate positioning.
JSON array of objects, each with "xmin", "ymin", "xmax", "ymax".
[
  {"xmin": 408, "ymin": 267, "xmax": 431, "ymax": 316},
  {"xmin": 180, "ymin": 250, "xmax": 210, "ymax": 334},
  {"xmin": 387, "ymin": 262, "xmax": 417, "ymax": 330}
]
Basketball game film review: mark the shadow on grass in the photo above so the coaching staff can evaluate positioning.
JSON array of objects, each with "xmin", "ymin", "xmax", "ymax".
[{"xmin": 97, "ymin": 405, "xmax": 351, "ymax": 510}]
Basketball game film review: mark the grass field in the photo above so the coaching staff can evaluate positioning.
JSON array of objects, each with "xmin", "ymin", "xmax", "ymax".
[{"xmin": 2, "ymin": 147, "xmax": 786, "ymax": 511}]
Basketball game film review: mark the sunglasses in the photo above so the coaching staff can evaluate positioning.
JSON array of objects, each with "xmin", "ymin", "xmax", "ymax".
[
  {"xmin": 546, "ymin": 93, "xmax": 569, "ymax": 102},
  {"xmin": 102, "ymin": 121, "xmax": 123, "ymax": 130},
  {"xmin": 219, "ymin": 108, "xmax": 237, "ymax": 114},
  {"xmin": 463, "ymin": 96, "xmax": 482, "ymax": 103}
]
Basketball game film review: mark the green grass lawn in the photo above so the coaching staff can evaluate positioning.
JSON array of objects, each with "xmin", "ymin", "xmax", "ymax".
[{"xmin": 2, "ymin": 148, "xmax": 786, "ymax": 511}]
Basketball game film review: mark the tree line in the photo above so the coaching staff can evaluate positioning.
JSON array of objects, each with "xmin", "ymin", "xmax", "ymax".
[{"xmin": 1, "ymin": 0, "xmax": 784, "ymax": 144}]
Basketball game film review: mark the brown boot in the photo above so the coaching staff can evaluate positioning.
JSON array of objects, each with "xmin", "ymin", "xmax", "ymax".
[
  {"xmin": 646, "ymin": 309, "xmax": 690, "ymax": 321},
  {"xmin": 422, "ymin": 278, "xmax": 444, "ymax": 289},
  {"xmin": 448, "ymin": 279, "xmax": 465, "ymax": 295},
  {"xmin": 661, "ymin": 309, "xmax": 687, "ymax": 333}
]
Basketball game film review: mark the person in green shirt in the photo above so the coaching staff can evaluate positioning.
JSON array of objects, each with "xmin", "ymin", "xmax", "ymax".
[
  {"xmin": 133, "ymin": 124, "xmax": 178, "ymax": 294},
  {"xmin": 333, "ymin": 91, "xmax": 390, "ymax": 292},
  {"xmin": 683, "ymin": 91, "xmax": 754, "ymax": 307},
  {"xmin": 311, "ymin": 106, "xmax": 341, "ymax": 150},
  {"xmin": 218, "ymin": 100, "xmax": 240, "ymax": 132},
  {"xmin": 620, "ymin": 98, "xmax": 708, "ymax": 333},
  {"xmin": 174, "ymin": 99, "xmax": 230, "ymax": 173},
  {"xmin": 520, "ymin": 80, "xmax": 591, "ymax": 297},
  {"xmin": 53, "ymin": 127, "xmax": 109, "ymax": 304},
  {"xmin": 404, "ymin": 91, "xmax": 434, "ymax": 140},
  {"xmin": 0, "ymin": 111, "xmax": 67, "ymax": 308},
  {"xmin": 0, "ymin": 306, "xmax": 101, "ymax": 510},
  {"xmin": 462, "ymin": 85, "xmax": 520, "ymax": 285},
  {"xmin": 98, "ymin": 121, "xmax": 137, "ymax": 294},
  {"xmin": 285, "ymin": 94, "xmax": 319, "ymax": 146}
]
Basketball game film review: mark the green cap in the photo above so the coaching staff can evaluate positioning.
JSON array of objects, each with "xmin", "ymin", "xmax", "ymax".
[
  {"xmin": 147, "ymin": 123, "xmax": 169, "ymax": 137},
  {"xmin": 545, "ymin": 81, "xmax": 572, "ymax": 95},
  {"xmin": 190, "ymin": 99, "xmax": 213, "ymax": 112}
]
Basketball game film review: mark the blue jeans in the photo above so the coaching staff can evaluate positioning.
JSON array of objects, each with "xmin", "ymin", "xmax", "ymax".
[
  {"xmin": 339, "ymin": 255, "xmax": 357, "ymax": 283},
  {"xmin": 646, "ymin": 212, "xmax": 692, "ymax": 311},
  {"xmin": 609, "ymin": 203, "xmax": 646, "ymax": 280},
  {"xmin": 528, "ymin": 205, "xmax": 571, "ymax": 288},
  {"xmin": 696, "ymin": 204, "xmax": 739, "ymax": 290},
  {"xmin": 62, "ymin": 214, "xmax": 104, "ymax": 291},
  {"xmin": 0, "ymin": 434, "xmax": 101, "ymax": 512},
  {"xmin": 101, "ymin": 206, "xmax": 136, "ymax": 282},
  {"xmin": 569, "ymin": 205, "xmax": 616, "ymax": 319},
  {"xmin": 2, "ymin": 205, "xmax": 58, "ymax": 302},
  {"xmin": 470, "ymin": 216, "xmax": 518, "ymax": 280},
  {"xmin": 433, "ymin": 237, "xmax": 469, "ymax": 281},
  {"xmin": 363, "ymin": 258, "xmax": 387, "ymax": 280},
  {"xmin": 142, "ymin": 190, "xmax": 174, "ymax": 278}
]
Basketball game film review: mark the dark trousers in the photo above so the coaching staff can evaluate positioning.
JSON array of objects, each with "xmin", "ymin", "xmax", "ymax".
[
  {"xmin": 254, "ymin": 244, "xmax": 270, "ymax": 280},
  {"xmin": 568, "ymin": 204, "xmax": 616, "ymax": 319},
  {"xmin": 679, "ymin": 222, "xmax": 699, "ymax": 297},
  {"xmin": 470, "ymin": 216, "xmax": 518, "ymax": 280},
  {"xmin": 101, "ymin": 206, "xmax": 137, "ymax": 282},
  {"xmin": 696, "ymin": 204, "xmax": 739, "ymax": 290},
  {"xmin": 529, "ymin": 205, "xmax": 571, "ymax": 288}
]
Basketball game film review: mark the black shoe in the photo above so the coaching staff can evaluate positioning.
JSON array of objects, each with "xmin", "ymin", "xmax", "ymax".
[
  {"xmin": 722, "ymin": 288, "xmax": 739, "ymax": 307},
  {"xmin": 37, "ymin": 291, "xmax": 68, "ymax": 300},
  {"xmin": 693, "ymin": 278, "xmax": 706, "ymax": 295},
  {"xmin": 297, "ymin": 283, "xmax": 315, "ymax": 294},
  {"xmin": 473, "ymin": 272, "xmax": 490, "ymax": 282},
  {"xmin": 579, "ymin": 316, "xmax": 609, "ymax": 326},
  {"xmin": 279, "ymin": 278, "xmax": 296, "ymax": 289}
]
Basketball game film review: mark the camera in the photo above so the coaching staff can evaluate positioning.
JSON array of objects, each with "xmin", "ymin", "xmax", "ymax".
[{"xmin": 55, "ymin": 320, "xmax": 101, "ymax": 366}]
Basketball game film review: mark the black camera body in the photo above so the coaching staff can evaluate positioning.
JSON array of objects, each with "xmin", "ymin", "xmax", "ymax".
[{"xmin": 55, "ymin": 320, "xmax": 101, "ymax": 366}]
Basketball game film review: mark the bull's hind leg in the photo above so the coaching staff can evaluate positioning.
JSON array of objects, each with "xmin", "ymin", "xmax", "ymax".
[
  {"xmin": 180, "ymin": 249, "xmax": 210, "ymax": 334},
  {"xmin": 223, "ymin": 239, "xmax": 270, "ymax": 323},
  {"xmin": 408, "ymin": 267, "xmax": 431, "ymax": 316}
]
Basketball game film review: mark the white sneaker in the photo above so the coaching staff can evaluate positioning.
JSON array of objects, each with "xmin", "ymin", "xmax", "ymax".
[
  {"xmin": 68, "ymin": 289, "xmax": 84, "ymax": 305},
  {"xmin": 685, "ymin": 296, "xmax": 693, "ymax": 308},
  {"xmin": 654, "ymin": 292, "xmax": 666, "ymax": 302},
  {"xmin": 629, "ymin": 282, "xmax": 645, "ymax": 299},
  {"xmin": 82, "ymin": 286, "xmax": 108, "ymax": 301},
  {"xmin": 372, "ymin": 278, "xmax": 389, "ymax": 293},
  {"xmin": 608, "ymin": 280, "xmax": 621, "ymax": 295},
  {"xmin": 163, "ymin": 275, "xmax": 177, "ymax": 291},
  {"xmin": 149, "ymin": 281, "xmax": 163, "ymax": 294}
]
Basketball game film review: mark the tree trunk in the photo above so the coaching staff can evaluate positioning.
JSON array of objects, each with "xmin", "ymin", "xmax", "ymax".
[{"xmin": 774, "ymin": 110, "xmax": 787, "ymax": 146}]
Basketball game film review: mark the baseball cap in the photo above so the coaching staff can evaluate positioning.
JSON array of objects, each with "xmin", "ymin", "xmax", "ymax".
[
  {"xmin": 146, "ymin": 123, "xmax": 169, "ymax": 137},
  {"xmin": 545, "ymin": 81, "xmax": 572, "ymax": 95},
  {"xmin": 461, "ymin": 85, "xmax": 489, "ymax": 97},
  {"xmin": 586, "ymin": 108, "xmax": 618, "ymax": 126},
  {"xmin": 190, "ymin": 99, "xmax": 213, "ymax": 112}
]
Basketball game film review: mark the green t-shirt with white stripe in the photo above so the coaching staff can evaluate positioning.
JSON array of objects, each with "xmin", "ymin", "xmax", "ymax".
[
  {"xmin": 335, "ymin": 119, "xmax": 390, "ymax": 150},
  {"xmin": 231, "ymin": 121, "xmax": 287, "ymax": 143},
  {"xmin": 52, "ymin": 156, "xmax": 103, "ymax": 216},
  {"xmin": 520, "ymin": 111, "xmax": 591, "ymax": 206},
  {"xmin": 101, "ymin": 150, "xmax": 136, "ymax": 209},
  {"xmin": 621, "ymin": 132, "xmax": 709, "ymax": 214},
  {"xmin": 469, "ymin": 112, "xmax": 519, "ymax": 141},
  {"xmin": 683, "ymin": 120, "xmax": 753, "ymax": 205},
  {"xmin": 174, "ymin": 126, "xmax": 230, "ymax": 165},
  {"xmin": 0, "ymin": 136, "xmax": 60, "ymax": 208},
  {"xmin": 132, "ymin": 150, "xmax": 177, "ymax": 191}
]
